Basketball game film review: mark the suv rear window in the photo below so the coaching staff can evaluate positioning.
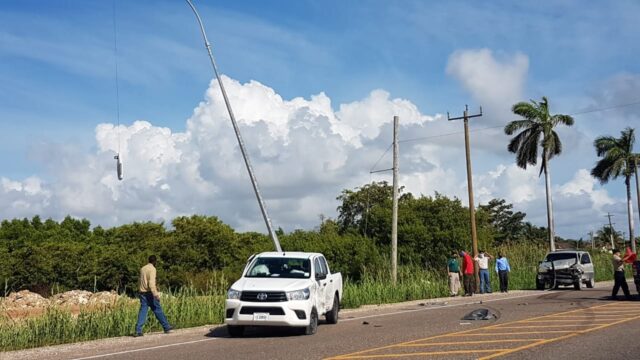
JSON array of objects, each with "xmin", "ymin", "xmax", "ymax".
[{"xmin": 545, "ymin": 253, "xmax": 578, "ymax": 262}]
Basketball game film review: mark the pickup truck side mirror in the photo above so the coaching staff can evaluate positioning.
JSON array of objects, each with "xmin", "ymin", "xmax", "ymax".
[{"xmin": 315, "ymin": 273, "xmax": 327, "ymax": 280}]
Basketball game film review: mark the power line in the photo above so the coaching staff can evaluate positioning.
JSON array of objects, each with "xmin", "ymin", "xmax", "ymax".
[
  {"xmin": 399, "ymin": 125, "xmax": 503, "ymax": 144},
  {"xmin": 568, "ymin": 100, "xmax": 640, "ymax": 116},
  {"xmin": 367, "ymin": 99, "xmax": 640, "ymax": 172},
  {"xmin": 369, "ymin": 143, "xmax": 392, "ymax": 173}
]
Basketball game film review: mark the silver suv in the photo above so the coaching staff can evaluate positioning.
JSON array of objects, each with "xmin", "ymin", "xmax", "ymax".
[{"xmin": 536, "ymin": 250, "xmax": 595, "ymax": 290}]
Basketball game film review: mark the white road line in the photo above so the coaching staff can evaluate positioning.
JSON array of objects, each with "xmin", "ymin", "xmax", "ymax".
[
  {"xmin": 341, "ymin": 291, "xmax": 559, "ymax": 322},
  {"xmin": 70, "ymin": 338, "xmax": 217, "ymax": 360}
]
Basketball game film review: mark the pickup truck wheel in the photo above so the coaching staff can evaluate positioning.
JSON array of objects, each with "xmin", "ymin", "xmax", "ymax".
[
  {"xmin": 227, "ymin": 325, "xmax": 244, "ymax": 337},
  {"xmin": 536, "ymin": 279, "xmax": 545, "ymax": 290},
  {"xmin": 303, "ymin": 308, "xmax": 318, "ymax": 335},
  {"xmin": 586, "ymin": 277, "xmax": 594, "ymax": 288},
  {"xmin": 326, "ymin": 294, "xmax": 339, "ymax": 324}
]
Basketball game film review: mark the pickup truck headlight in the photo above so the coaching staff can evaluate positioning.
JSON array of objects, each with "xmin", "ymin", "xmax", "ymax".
[
  {"xmin": 227, "ymin": 289, "xmax": 241, "ymax": 300},
  {"xmin": 286, "ymin": 288, "xmax": 310, "ymax": 301}
]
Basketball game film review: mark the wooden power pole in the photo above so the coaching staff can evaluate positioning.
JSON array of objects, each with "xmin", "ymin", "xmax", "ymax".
[
  {"xmin": 391, "ymin": 116, "xmax": 399, "ymax": 285},
  {"xmin": 448, "ymin": 105, "xmax": 482, "ymax": 258},
  {"xmin": 606, "ymin": 213, "xmax": 615, "ymax": 249}
]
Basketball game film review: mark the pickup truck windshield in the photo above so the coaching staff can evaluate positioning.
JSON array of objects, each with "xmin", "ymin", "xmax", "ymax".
[
  {"xmin": 246, "ymin": 258, "xmax": 311, "ymax": 278},
  {"xmin": 545, "ymin": 253, "xmax": 578, "ymax": 262}
]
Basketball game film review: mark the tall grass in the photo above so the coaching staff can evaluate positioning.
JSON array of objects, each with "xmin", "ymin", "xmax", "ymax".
[
  {"xmin": 0, "ymin": 244, "xmax": 623, "ymax": 352},
  {"xmin": 0, "ymin": 288, "xmax": 225, "ymax": 352},
  {"xmin": 343, "ymin": 265, "xmax": 448, "ymax": 308}
]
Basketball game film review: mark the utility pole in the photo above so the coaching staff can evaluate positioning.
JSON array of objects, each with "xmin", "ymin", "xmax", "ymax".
[
  {"xmin": 391, "ymin": 116, "xmax": 399, "ymax": 286},
  {"xmin": 186, "ymin": 0, "xmax": 282, "ymax": 252},
  {"xmin": 634, "ymin": 159, "xmax": 640, "ymax": 253},
  {"xmin": 589, "ymin": 231, "xmax": 594, "ymax": 250},
  {"xmin": 448, "ymin": 105, "xmax": 482, "ymax": 291},
  {"xmin": 448, "ymin": 105, "xmax": 482, "ymax": 258},
  {"xmin": 606, "ymin": 213, "xmax": 615, "ymax": 250}
]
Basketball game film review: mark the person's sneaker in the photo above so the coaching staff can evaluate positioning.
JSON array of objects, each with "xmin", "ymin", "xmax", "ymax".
[
  {"xmin": 164, "ymin": 328, "xmax": 173, "ymax": 334},
  {"xmin": 133, "ymin": 333, "xmax": 143, "ymax": 337}
]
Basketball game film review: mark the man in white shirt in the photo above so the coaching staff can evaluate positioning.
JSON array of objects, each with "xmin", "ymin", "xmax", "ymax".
[{"xmin": 474, "ymin": 250, "xmax": 492, "ymax": 294}]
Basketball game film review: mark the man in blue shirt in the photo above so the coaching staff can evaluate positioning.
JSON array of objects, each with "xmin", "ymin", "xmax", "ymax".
[{"xmin": 495, "ymin": 252, "xmax": 511, "ymax": 293}]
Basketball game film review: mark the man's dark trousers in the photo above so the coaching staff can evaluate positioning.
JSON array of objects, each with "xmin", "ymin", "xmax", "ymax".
[
  {"xmin": 612, "ymin": 271, "xmax": 631, "ymax": 299},
  {"xmin": 498, "ymin": 270, "xmax": 509, "ymax": 292},
  {"xmin": 463, "ymin": 274, "xmax": 474, "ymax": 295}
]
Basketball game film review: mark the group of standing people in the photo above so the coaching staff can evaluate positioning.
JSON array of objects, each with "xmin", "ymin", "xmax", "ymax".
[{"xmin": 447, "ymin": 250, "xmax": 511, "ymax": 297}]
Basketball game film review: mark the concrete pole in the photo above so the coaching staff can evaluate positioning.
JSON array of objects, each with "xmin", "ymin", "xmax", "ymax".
[
  {"xmin": 462, "ymin": 114, "xmax": 479, "ymax": 259},
  {"xmin": 186, "ymin": 0, "xmax": 281, "ymax": 252},
  {"xmin": 607, "ymin": 213, "xmax": 615, "ymax": 250},
  {"xmin": 634, "ymin": 162, "xmax": 640, "ymax": 253},
  {"xmin": 391, "ymin": 116, "xmax": 399, "ymax": 286},
  {"xmin": 448, "ymin": 105, "xmax": 482, "ymax": 292}
]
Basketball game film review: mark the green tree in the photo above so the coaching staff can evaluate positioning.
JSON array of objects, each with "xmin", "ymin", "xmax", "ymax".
[
  {"xmin": 594, "ymin": 225, "xmax": 622, "ymax": 249},
  {"xmin": 479, "ymin": 199, "xmax": 527, "ymax": 244},
  {"xmin": 505, "ymin": 96, "xmax": 574, "ymax": 251},
  {"xmin": 591, "ymin": 127, "xmax": 638, "ymax": 251}
]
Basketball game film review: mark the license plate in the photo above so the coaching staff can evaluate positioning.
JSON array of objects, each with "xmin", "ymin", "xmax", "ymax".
[{"xmin": 253, "ymin": 313, "xmax": 269, "ymax": 321}]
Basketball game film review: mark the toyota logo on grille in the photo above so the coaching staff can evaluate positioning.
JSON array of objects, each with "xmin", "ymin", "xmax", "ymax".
[{"xmin": 257, "ymin": 292, "xmax": 268, "ymax": 301}]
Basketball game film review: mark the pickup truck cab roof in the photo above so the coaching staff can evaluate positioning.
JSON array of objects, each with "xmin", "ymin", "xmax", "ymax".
[{"xmin": 255, "ymin": 252, "xmax": 324, "ymax": 259}]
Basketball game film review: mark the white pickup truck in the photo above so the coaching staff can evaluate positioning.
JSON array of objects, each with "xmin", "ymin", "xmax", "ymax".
[{"xmin": 224, "ymin": 252, "xmax": 343, "ymax": 336}]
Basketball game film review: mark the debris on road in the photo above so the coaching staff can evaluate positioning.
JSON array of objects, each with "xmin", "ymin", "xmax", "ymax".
[{"xmin": 461, "ymin": 308, "xmax": 497, "ymax": 320}]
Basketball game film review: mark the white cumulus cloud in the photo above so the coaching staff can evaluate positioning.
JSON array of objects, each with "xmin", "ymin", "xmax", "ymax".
[{"xmin": 0, "ymin": 74, "xmax": 627, "ymax": 239}]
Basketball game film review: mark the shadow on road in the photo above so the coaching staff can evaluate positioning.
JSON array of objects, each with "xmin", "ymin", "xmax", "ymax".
[{"xmin": 205, "ymin": 324, "xmax": 328, "ymax": 339}]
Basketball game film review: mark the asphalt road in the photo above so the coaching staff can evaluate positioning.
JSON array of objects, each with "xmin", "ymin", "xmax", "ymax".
[{"xmin": 5, "ymin": 281, "xmax": 640, "ymax": 360}]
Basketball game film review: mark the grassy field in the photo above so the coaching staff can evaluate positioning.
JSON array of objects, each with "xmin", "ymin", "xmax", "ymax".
[{"xmin": 0, "ymin": 245, "xmax": 622, "ymax": 352}]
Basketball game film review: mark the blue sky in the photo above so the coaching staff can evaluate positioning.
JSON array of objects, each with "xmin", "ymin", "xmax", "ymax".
[{"xmin": 1, "ymin": 0, "xmax": 639, "ymax": 239}]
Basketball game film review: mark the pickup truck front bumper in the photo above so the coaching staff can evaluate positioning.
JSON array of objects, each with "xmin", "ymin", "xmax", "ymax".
[{"xmin": 224, "ymin": 299, "xmax": 312, "ymax": 327}]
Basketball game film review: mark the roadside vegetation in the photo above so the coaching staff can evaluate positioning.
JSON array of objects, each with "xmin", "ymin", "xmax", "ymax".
[{"xmin": 0, "ymin": 184, "xmax": 625, "ymax": 351}]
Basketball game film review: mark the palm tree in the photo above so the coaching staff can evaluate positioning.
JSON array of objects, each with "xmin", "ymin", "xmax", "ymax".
[
  {"xmin": 591, "ymin": 127, "xmax": 638, "ymax": 252},
  {"xmin": 504, "ymin": 96, "xmax": 574, "ymax": 251}
]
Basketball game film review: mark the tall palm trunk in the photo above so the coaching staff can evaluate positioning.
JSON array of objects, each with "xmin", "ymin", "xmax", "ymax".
[
  {"xmin": 626, "ymin": 176, "xmax": 635, "ymax": 252},
  {"xmin": 543, "ymin": 150, "xmax": 556, "ymax": 251},
  {"xmin": 635, "ymin": 164, "xmax": 640, "ymax": 253}
]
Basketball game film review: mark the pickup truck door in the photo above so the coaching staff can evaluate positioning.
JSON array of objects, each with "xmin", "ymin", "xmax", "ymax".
[
  {"xmin": 319, "ymin": 256, "xmax": 334, "ymax": 310},
  {"xmin": 314, "ymin": 257, "xmax": 328, "ymax": 313}
]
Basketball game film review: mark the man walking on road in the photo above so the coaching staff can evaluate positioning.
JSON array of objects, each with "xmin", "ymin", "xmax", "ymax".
[
  {"xmin": 611, "ymin": 249, "xmax": 632, "ymax": 301},
  {"xmin": 474, "ymin": 250, "xmax": 492, "ymax": 294},
  {"xmin": 460, "ymin": 250, "xmax": 475, "ymax": 296},
  {"xmin": 135, "ymin": 255, "xmax": 172, "ymax": 337},
  {"xmin": 447, "ymin": 251, "xmax": 462, "ymax": 296},
  {"xmin": 495, "ymin": 252, "xmax": 511, "ymax": 293}
]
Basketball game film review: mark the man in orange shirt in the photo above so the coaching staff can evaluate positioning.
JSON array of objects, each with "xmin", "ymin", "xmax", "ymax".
[{"xmin": 460, "ymin": 250, "xmax": 475, "ymax": 296}]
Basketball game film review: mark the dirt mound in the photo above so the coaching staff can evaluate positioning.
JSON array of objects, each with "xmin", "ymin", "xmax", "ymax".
[
  {"xmin": 51, "ymin": 290, "xmax": 93, "ymax": 306},
  {"xmin": 1, "ymin": 290, "xmax": 126, "ymax": 322},
  {"xmin": 88, "ymin": 291, "xmax": 120, "ymax": 305},
  {"xmin": 2, "ymin": 290, "xmax": 50, "ymax": 309}
]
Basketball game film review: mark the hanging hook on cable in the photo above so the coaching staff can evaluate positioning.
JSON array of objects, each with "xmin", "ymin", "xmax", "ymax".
[
  {"xmin": 114, "ymin": 154, "xmax": 123, "ymax": 180},
  {"xmin": 112, "ymin": 0, "xmax": 123, "ymax": 181}
]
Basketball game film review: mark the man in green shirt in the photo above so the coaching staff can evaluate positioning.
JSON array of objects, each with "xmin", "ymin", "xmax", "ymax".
[{"xmin": 447, "ymin": 251, "xmax": 462, "ymax": 296}]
